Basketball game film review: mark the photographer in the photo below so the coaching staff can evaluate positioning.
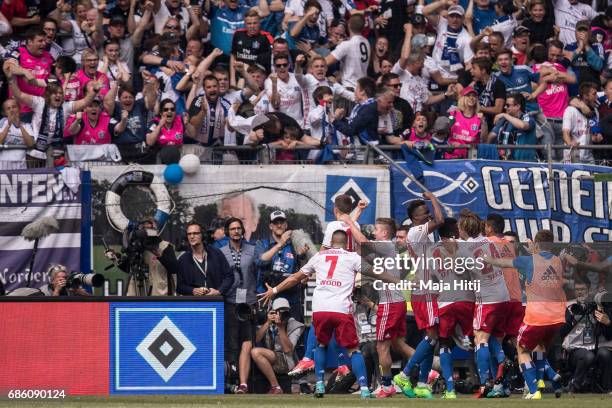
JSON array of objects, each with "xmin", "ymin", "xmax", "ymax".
[
  {"xmin": 123, "ymin": 217, "xmax": 179, "ymax": 296},
  {"xmin": 220, "ymin": 217, "xmax": 259, "ymax": 394},
  {"xmin": 41, "ymin": 264, "xmax": 91, "ymax": 297},
  {"xmin": 256, "ymin": 211, "xmax": 309, "ymax": 322},
  {"xmin": 251, "ymin": 298, "xmax": 305, "ymax": 394},
  {"xmin": 177, "ymin": 221, "xmax": 234, "ymax": 297},
  {"xmin": 560, "ymin": 279, "xmax": 612, "ymax": 393}
]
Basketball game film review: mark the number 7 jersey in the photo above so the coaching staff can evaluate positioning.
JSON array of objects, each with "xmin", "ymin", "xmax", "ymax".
[{"xmin": 300, "ymin": 248, "xmax": 361, "ymax": 314}]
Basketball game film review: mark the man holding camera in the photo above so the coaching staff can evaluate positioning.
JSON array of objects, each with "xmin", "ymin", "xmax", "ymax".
[
  {"xmin": 560, "ymin": 279, "xmax": 612, "ymax": 393},
  {"xmin": 251, "ymin": 298, "xmax": 305, "ymax": 394},
  {"xmin": 256, "ymin": 211, "xmax": 309, "ymax": 322},
  {"xmin": 220, "ymin": 217, "xmax": 259, "ymax": 394},
  {"xmin": 177, "ymin": 221, "xmax": 234, "ymax": 297},
  {"xmin": 124, "ymin": 217, "xmax": 179, "ymax": 296},
  {"xmin": 41, "ymin": 264, "xmax": 91, "ymax": 297}
]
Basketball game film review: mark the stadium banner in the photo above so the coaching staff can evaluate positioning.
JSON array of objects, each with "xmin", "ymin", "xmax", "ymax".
[
  {"xmin": 89, "ymin": 165, "xmax": 390, "ymax": 295},
  {"xmin": 390, "ymin": 160, "xmax": 612, "ymax": 242},
  {"xmin": 0, "ymin": 168, "xmax": 83, "ymax": 293},
  {"xmin": 0, "ymin": 299, "xmax": 224, "ymax": 395}
]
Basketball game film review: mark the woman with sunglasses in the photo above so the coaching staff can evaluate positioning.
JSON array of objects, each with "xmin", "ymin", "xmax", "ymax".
[
  {"xmin": 444, "ymin": 87, "xmax": 487, "ymax": 159},
  {"xmin": 146, "ymin": 99, "xmax": 195, "ymax": 147}
]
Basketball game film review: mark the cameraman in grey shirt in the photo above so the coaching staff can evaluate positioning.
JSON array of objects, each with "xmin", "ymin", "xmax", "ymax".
[{"xmin": 251, "ymin": 298, "xmax": 305, "ymax": 394}]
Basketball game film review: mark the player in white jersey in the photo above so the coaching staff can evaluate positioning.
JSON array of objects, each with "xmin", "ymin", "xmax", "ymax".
[
  {"xmin": 259, "ymin": 228, "xmax": 372, "ymax": 399},
  {"xmin": 457, "ymin": 209, "xmax": 510, "ymax": 398},
  {"xmin": 394, "ymin": 192, "xmax": 445, "ymax": 399},
  {"xmin": 429, "ymin": 218, "xmax": 474, "ymax": 399},
  {"xmin": 326, "ymin": 15, "xmax": 370, "ymax": 89},
  {"xmin": 341, "ymin": 216, "xmax": 414, "ymax": 398}
]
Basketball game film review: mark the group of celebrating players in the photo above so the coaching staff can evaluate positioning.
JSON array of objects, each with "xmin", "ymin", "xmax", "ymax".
[{"xmin": 259, "ymin": 192, "xmax": 567, "ymax": 400}]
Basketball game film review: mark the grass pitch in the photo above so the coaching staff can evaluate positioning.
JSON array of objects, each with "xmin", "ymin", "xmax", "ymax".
[{"xmin": 1, "ymin": 394, "xmax": 611, "ymax": 408}]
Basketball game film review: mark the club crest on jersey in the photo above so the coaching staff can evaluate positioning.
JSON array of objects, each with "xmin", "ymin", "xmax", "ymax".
[{"xmin": 252, "ymin": 41, "xmax": 260, "ymax": 49}]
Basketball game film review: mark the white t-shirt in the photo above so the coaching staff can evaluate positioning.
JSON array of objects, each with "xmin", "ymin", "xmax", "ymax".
[
  {"xmin": 490, "ymin": 16, "xmax": 517, "ymax": 48},
  {"xmin": 554, "ymin": 0, "xmax": 599, "ymax": 45},
  {"xmin": 250, "ymin": 92, "xmax": 272, "ymax": 116},
  {"xmin": 322, "ymin": 220, "xmax": 360, "ymax": 251},
  {"xmin": 31, "ymin": 96, "xmax": 75, "ymax": 139},
  {"xmin": 392, "ymin": 62, "xmax": 429, "ymax": 113},
  {"xmin": 154, "ymin": 2, "xmax": 191, "ymax": 34},
  {"xmin": 0, "ymin": 118, "xmax": 36, "ymax": 166},
  {"xmin": 432, "ymin": 17, "xmax": 474, "ymax": 80},
  {"xmin": 264, "ymin": 73, "xmax": 303, "ymax": 124},
  {"xmin": 562, "ymin": 106, "xmax": 595, "ymax": 163},
  {"xmin": 331, "ymin": 35, "xmax": 370, "ymax": 88},
  {"xmin": 296, "ymin": 73, "xmax": 329, "ymax": 128},
  {"xmin": 301, "ymin": 248, "xmax": 361, "ymax": 314}
]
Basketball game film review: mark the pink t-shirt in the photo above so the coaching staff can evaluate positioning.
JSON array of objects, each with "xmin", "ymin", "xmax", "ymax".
[
  {"xmin": 157, "ymin": 115, "xmax": 184, "ymax": 146},
  {"xmin": 65, "ymin": 111, "xmax": 111, "ymax": 145},
  {"xmin": 445, "ymin": 110, "xmax": 481, "ymax": 159},
  {"xmin": 10, "ymin": 47, "xmax": 53, "ymax": 113},
  {"xmin": 534, "ymin": 62, "xmax": 569, "ymax": 119},
  {"xmin": 75, "ymin": 69, "xmax": 110, "ymax": 99},
  {"xmin": 60, "ymin": 75, "xmax": 82, "ymax": 102},
  {"xmin": 403, "ymin": 128, "xmax": 432, "ymax": 143}
]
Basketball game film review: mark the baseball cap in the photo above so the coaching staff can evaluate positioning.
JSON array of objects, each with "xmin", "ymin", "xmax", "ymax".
[
  {"xmin": 109, "ymin": 14, "xmax": 126, "ymax": 26},
  {"xmin": 576, "ymin": 20, "xmax": 591, "ymax": 32},
  {"xmin": 512, "ymin": 25, "xmax": 530, "ymax": 37},
  {"xmin": 411, "ymin": 13, "xmax": 426, "ymax": 26},
  {"xmin": 461, "ymin": 86, "xmax": 478, "ymax": 96},
  {"xmin": 272, "ymin": 297, "xmax": 290, "ymax": 311},
  {"xmin": 270, "ymin": 210, "xmax": 287, "ymax": 222},
  {"xmin": 447, "ymin": 5, "xmax": 465, "ymax": 16},
  {"xmin": 432, "ymin": 116, "xmax": 450, "ymax": 133}
]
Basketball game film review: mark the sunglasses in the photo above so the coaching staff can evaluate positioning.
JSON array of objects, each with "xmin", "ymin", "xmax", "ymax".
[
  {"xmin": 389, "ymin": 83, "xmax": 401, "ymax": 88},
  {"xmin": 163, "ymin": 107, "xmax": 175, "ymax": 112},
  {"xmin": 165, "ymin": 25, "xmax": 179, "ymax": 30},
  {"xmin": 275, "ymin": 63, "xmax": 289, "ymax": 68},
  {"xmin": 505, "ymin": 104, "xmax": 516, "ymax": 108}
]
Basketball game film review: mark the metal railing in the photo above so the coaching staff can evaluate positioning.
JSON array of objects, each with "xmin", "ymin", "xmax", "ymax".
[{"xmin": 1, "ymin": 143, "xmax": 611, "ymax": 168}]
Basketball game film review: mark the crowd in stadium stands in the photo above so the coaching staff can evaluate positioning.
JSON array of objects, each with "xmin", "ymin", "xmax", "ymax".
[{"xmin": 0, "ymin": 0, "xmax": 609, "ymax": 167}]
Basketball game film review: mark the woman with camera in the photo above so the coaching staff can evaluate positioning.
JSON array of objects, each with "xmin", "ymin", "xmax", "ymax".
[
  {"xmin": 560, "ymin": 279, "xmax": 612, "ymax": 393},
  {"xmin": 250, "ymin": 298, "xmax": 305, "ymax": 394}
]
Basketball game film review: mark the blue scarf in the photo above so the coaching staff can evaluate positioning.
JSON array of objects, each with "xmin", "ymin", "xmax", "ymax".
[
  {"xmin": 441, "ymin": 27, "xmax": 463, "ymax": 72},
  {"xmin": 316, "ymin": 109, "xmax": 340, "ymax": 163}
]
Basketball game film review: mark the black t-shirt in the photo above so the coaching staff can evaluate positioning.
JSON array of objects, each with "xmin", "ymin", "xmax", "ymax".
[
  {"xmin": 110, "ymin": 99, "xmax": 148, "ymax": 144},
  {"xmin": 231, "ymin": 29, "xmax": 273, "ymax": 73},
  {"xmin": 523, "ymin": 18, "xmax": 555, "ymax": 46},
  {"xmin": 393, "ymin": 97, "xmax": 415, "ymax": 132}
]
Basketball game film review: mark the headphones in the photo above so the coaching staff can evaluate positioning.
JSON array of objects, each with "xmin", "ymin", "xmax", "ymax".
[{"xmin": 224, "ymin": 217, "xmax": 245, "ymax": 237}]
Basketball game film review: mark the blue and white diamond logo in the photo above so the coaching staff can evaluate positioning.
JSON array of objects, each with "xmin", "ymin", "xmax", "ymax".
[{"xmin": 136, "ymin": 316, "xmax": 196, "ymax": 382}]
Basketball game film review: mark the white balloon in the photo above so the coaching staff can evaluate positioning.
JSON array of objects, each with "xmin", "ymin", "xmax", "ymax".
[{"xmin": 179, "ymin": 154, "xmax": 200, "ymax": 175}]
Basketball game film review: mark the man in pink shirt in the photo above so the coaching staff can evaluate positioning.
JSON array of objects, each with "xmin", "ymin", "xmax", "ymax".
[
  {"xmin": 75, "ymin": 48, "xmax": 110, "ymax": 100},
  {"xmin": 2, "ymin": 27, "xmax": 53, "ymax": 113},
  {"xmin": 532, "ymin": 40, "xmax": 577, "ymax": 160}
]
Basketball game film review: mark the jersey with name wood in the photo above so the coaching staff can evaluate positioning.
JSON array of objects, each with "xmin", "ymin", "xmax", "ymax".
[{"xmin": 300, "ymin": 248, "xmax": 361, "ymax": 314}]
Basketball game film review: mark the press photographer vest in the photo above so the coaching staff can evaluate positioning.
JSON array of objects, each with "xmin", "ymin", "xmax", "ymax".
[{"xmin": 562, "ymin": 306, "xmax": 612, "ymax": 351}]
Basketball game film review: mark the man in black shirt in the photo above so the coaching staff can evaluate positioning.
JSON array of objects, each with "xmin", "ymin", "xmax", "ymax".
[
  {"xmin": 470, "ymin": 56, "xmax": 506, "ymax": 129},
  {"xmin": 231, "ymin": 9, "xmax": 273, "ymax": 81},
  {"xmin": 381, "ymin": 73, "xmax": 415, "ymax": 132}
]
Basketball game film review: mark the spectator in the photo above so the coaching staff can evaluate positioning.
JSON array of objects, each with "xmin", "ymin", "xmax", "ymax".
[
  {"xmin": 565, "ymin": 20, "xmax": 604, "ymax": 95},
  {"xmin": 251, "ymin": 297, "xmax": 305, "ymax": 394},
  {"xmin": 430, "ymin": 116, "xmax": 450, "ymax": 158},
  {"xmin": 153, "ymin": 0, "xmax": 192, "ymax": 34},
  {"xmin": 231, "ymin": 9, "xmax": 273, "ymax": 82},
  {"xmin": 465, "ymin": 0, "xmax": 496, "ymax": 36},
  {"xmin": 266, "ymin": 55, "xmax": 304, "ymax": 125},
  {"xmin": 387, "ymin": 112, "xmax": 431, "ymax": 147},
  {"xmin": 489, "ymin": 92, "xmax": 537, "ymax": 161},
  {"xmin": 469, "ymin": 56, "xmax": 506, "ymax": 128},
  {"xmin": 65, "ymin": 96, "xmax": 112, "ymax": 145},
  {"xmin": 54, "ymin": 56, "xmax": 80, "ymax": 102},
  {"xmin": 562, "ymin": 82, "xmax": 599, "ymax": 164},
  {"xmin": 287, "ymin": 1, "xmax": 326, "ymax": 52},
  {"xmin": 560, "ymin": 279, "xmax": 612, "ymax": 393},
  {"xmin": 333, "ymin": 76, "xmax": 379, "ymax": 144},
  {"xmin": 511, "ymin": 26, "xmax": 530, "ymax": 66},
  {"xmin": 99, "ymin": 39, "xmax": 131, "ymax": 87},
  {"xmin": 531, "ymin": 41, "xmax": 575, "ymax": 160},
  {"xmin": 50, "ymin": 0, "xmax": 104, "ymax": 65},
  {"xmin": 368, "ymin": 36, "xmax": 390, "ymax": 78},
  {"xmin": 75, "ymin": 48, "xmax": 111, "ymax": 101},
  {"xmin": 380, "ymin": 72, "xmax": 415, "ymax": 133},
  {"xmin": 0, "ymin": 98, "xmax": 36, "ymax": 168},
  {"xmin": 295, "ymin": 54, "xmax": 332, "ymax": 131},
  {"xmin": 489, "ymin": 0, "xmax": 517, "ymax": 48},
  {"xmin": 104, "ymin": 9, "xmax": 151, "ymax": 75},
  {"xmin": 303, "ymin": 85, "xmax": 333, "ymax": 155},
  {"xmin": 522, "ymin": 0, "xmax": 556, "ymax": 46},
  {"xmin": 3, "ymin": 27, "xmax": 53, "ymax": 113},
  {"xmin": 555, "ymin": 0, "xmax": 599, "ymax": 46},
  {"xmin": 326, "ymin": 14, "xmax": 370, "ymax": 88},
  {"xmin": 189, "ymin": 75, "xmax": 232, "ymax": 147},
  {"xmin": 220, "ymin": 217, "xmax": 259, "ymax": 394},
  {"xmin": 445, "ymin": 87, "xmax": 486, "ymax": 159},
  {"xmin": 177, "ymin": 221, "xmax": 234, "ymax": 297},
  {"xmin": 41, "ymin": 18, "xmax": 63, "ymax": 60},
  {"xmin": 208, "ymin": 0, "xmax": 250, "ymax": 57},
  {"xmin": 147, "ymin": 98, "xmax": 196, "ymax": 147}
]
